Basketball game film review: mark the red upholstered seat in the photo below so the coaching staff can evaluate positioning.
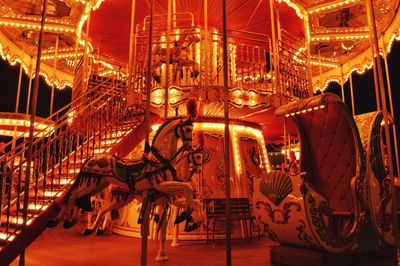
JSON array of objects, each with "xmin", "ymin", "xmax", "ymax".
[{"xmin": 299, "ymin": 103, "xmax": 356, "ymax": 212}]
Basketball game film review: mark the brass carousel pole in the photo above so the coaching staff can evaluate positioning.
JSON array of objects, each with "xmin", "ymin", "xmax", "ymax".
[
  {"xmin": 349, "ymin": 73, "xmax": 355, "ymax": 116},
  {"xmin": 164, "ymin": 0, "xmax": 172, "ymax": 119},
  {"xmin": 203, "ymin": 0, "xmax": 209, "ymax": 99},
  {"xmin": 303, "ymin": 14, "xmax": 313, "ymax": 95},
  {"xmin": 172, "ymin": 0, "xmax": 176, "ymax": 28},
  {"xmin": 142, "ymin": 0, "xmax": 154, "ymax": 265},
  {"xmin": 382, "ymin": 46, "xmax": 400, "ymax": 175},
  {"xmin": 365, "ymin": 1, "xmax": 381, "ymax": 111},
  {"xmin": 13, "ymin": 47, "xmax": 24, "ymax": 149},
  {"xmin": 366, "ymin": 0, "xmax": 400, "ymax": 261},
  {"xmin": 50, "ymin": 35, "xmax": 59, "ymax": 116},
  {"xmin": 26, "ymin": 56, "xmax": 33, "ymax": 115},
  {"xmin": 268, "ymin": 0, "xmax": 279, "ymax": 94},
  {"xmin": 222, "ymin": 0, "xmax": 231, "ymax": 265},
  {"xmin": 83, "ymin": 8, "xmax": 91, "ymax": 91},
  {"xmin": 19, "ymin": 0, "xmax": 48, "ymax": 265},
  {"xmin": 127, "ymin": 0, "xmax": 136, "ymax": 98},
  {"xmin": 349, "ymin": 73, "xmax": 356, "ymax": 116},
  {"xmin": 340, "ymin": 66, "xmax": 345, "ymax": 103}
]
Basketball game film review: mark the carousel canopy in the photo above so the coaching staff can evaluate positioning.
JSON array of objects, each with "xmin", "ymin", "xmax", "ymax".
[{"xmin": 0, "ymin": 0, "xmax": 400, "ymax": 88}]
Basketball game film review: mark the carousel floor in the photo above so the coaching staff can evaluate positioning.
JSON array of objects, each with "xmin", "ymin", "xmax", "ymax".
[
  {"xmin": 9, "ymin": 222, "xmax": 396, "ymax": 265},
  {"xmin": 10, "ymin": 223, "xmax": 274, "ymax": 266}
]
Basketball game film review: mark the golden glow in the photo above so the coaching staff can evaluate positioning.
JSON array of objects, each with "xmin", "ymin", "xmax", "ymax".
[
  {"xmin": 284, "ymin": 104, "xmax": 325, "ymax": 117},
  {"xmin": 0, "ymin": 118, "xmax": 53, "ymax": 131},
  {"xmin": 28, "ymin": 204, "xmax": 48, "ymax": 211},
  {"xmin": 0, "ymin": 116, "xmax": 55, "ymax": 138},
  {"xmin": 44, "ymin": 191, "xmax": 63, "ymax": 197},
  {"xmin": 276, "ymin": 0, "xmax": 304, "ymax": 19},
  {"xmin": 0, "ymin": 233, "xmax": 15, "ymax": 241},
  {"xmin": 230, "ymin": 44, "xmax": 237, "ymax": 83},
  {"xmin": 10, "ymin": 217, "xmax": 33, "ymax": 225},
  {"xmin": 151, "ymin": 124, "xmax": 161, "ymax": 131},
  {"xmin": 310, "ymin": 60, "xmax": 338, "ymax": 68},
  {"xmin": 195, "ymin": 122, "xmax": 271, "ymax": 174},
  {"xmin": 310, "ymin": 34, "xmax": 369, "ymax": 42},
  {"xmin": 307, "ymin": 0, "xmax": 360, "ymax": 14},
  {"xmin": 0, "ymin": 42, "xmax": 72, "ymax": 89},
  {"xmin": 0, "ymin": 17, "xmax": 75, "ymax": 33}
]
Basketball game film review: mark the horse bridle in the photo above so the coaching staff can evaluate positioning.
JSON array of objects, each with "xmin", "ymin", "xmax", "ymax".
[
  {"xmin": 174, "ymin": 149, "xmax": 202, "ymax": 182},
  {"xmin": 174, "ymin": 118, "xmax": 193, "ymax": 146},
  {"xmin": 150, "ymin": 118, "xmax": 194, "ymax": 179}
]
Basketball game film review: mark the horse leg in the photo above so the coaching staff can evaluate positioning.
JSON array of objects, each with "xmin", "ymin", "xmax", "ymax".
[
  {"xmin": 170, "ymin": 206, "xmax": 181, "ymax": 247},
  {"xmin": 47, "ymin": 182, "xmax": 80, "ymax": 227},
  {"xmin": 152, "ymin": 181, "xmax": 194, "ymax": 224},
  {"xmin": 192, "ymin": 62, "xmax": 199, "ymax": 78},
  {"xmin": 64, "ymin": 206, "xmax": 80, "ymax": 229},
  {"xmin": 96, "ymin": 199, "xmax": 126, "ymax": 236},
  {"xmin": 95, "ymin": 192, "xmax": 134, "ymax": 236},
  {"xmin": 173, "ymin": 197, "xmax": 203, "ymax": 232},
  {"xmin": 49, "ymin": 175, "xmax": 115, "ymax": 228},
  {"xmin": 155, "ymin": 205, "xmax": 169, "ymax": 261}
]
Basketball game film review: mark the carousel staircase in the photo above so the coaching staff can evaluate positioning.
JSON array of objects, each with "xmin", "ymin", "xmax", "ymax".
[{"xmin": 0, "ymin": 76, "xmax": 153, "ymax": 264}]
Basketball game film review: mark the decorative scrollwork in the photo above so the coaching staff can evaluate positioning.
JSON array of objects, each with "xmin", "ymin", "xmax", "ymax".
[
  {"xmin": 376, "ymin": 177, "xmax": 392, "ymax": 232},
  {"xmin": 296, "ymin": 220, "xmax": 316, "ymax": 247},
  {"xmin": 307, "ymin": 194, "xmax": 353, "ymax": 248},
  {"xmin": 256, "ymin": 200, "xmax": 300, "ymax": 224},
  {"xmin": 257, "ymin": 217, "xmax": 278, "ymax": 241}
]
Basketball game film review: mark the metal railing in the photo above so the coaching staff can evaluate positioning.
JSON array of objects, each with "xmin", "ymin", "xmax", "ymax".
[
  {"xmin": 0, "ymin": 76, "xmax": 144, "ymax": 245},
  {"xmin": 278, "ymin": 30, "xmax": 310, "ymax": 99}
]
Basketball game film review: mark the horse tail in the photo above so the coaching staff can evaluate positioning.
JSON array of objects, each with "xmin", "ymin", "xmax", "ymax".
[
  {"xmin": 76, "ymin": 194, "xmax": 92, "ymax": 212},
  {"xmin": 61, "ymin": 157, "xmax": 93, "ymax": 208}
]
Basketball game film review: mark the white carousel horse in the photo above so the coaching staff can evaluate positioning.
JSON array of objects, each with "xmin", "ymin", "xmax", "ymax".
[
  {"xmin": 82, "ymin": 148, "xmax": 203, "ymax": 261},
  {"xmin": 47, "ymin": 116, "xmax": 197, "ymax": 229},
  {"xmin": 82, "ymin": 147, "xmax": 203, "ymax": 235},
  {"xmin": 152, "ymin": 28, "xmax": 200, "ymax": 83}
]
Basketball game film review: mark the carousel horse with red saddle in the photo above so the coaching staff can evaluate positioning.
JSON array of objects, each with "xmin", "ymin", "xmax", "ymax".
[
  {"xmin": 152, "ymin": 28, "xmax": 200, "ymax": 83},
  {"xmin": 48, "ymin": 100, "xmax": 201, "ymax": 233},
  {"xmin": 82, "ymin": 144, "xmax": 204, "ymax": 261}
]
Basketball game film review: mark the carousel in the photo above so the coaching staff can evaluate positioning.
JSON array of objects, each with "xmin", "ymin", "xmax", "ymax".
[{"xmin": 0, "ymin": 0, "xmax": 399, "ymax": 265}]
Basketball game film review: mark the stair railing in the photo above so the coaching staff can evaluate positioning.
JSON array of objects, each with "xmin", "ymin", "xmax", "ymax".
[{"xmin": 0, "ymin": 77, "xmax": 144, "ymax": 245}]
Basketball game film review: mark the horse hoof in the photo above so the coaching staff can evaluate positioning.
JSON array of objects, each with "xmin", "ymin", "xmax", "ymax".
[
  {"xmin": 63, "ymin": 220, "xmax": 76, "ymax": 229},
  {"xmin": 96, "ymin": 229, "xmax": 105, "ymax": 236},
  {"xmin": 174, "ymin": 212, "xmax": 186, "ymax": 224},
  {"xmin": 47, "ymin": 219, "xmax": 59, "ymax": 228},
  {"xmin": 155, "ymin": 251, "xmax": 168, "ymax": 261},
  {"xmin": 174, "ymin": 208, "xmax": 193, "ymax": 224},
  {"xmin": 82, "ymin": 228, "xmax": 94, "ymax": 235},
  {"xmin": 184, "ymin": 222, "xmax": 199, "ymax": 232},
  {"xmin": 153, "ymin": 75, "xmax": 161, "ymax": 84},
  {"xmin": 153, "ymin": 214, "xmax": 160, "ymax": 223},
  {"xmin": 171, "ymin": 241, "xmax": 181, "ymax": 247}
]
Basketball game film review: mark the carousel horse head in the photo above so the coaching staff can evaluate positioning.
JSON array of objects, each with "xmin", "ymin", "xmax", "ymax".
[
  {"xmin": 176, "ymin": 117, "xmax": 194, "ymax": 149},
  {"xmin": 150, "ymin": 117, "xmax": 193, "ymax": 162},
  {"xmin": 175, "ymin": 147, "xmax": 203, "ymax": 182}
]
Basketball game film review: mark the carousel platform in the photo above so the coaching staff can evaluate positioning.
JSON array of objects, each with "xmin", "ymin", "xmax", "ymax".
[
  {"xmin": 9, "ymin": 223, "xmax": 273, "ymax": 266},
  {"xmin": 9, "ymin": 221, "xmax": 396, "ymax": 265}
]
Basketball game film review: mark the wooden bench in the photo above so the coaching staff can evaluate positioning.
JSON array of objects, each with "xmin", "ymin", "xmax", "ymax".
[{"xmin": 205, "ymin": 197, "xmax": 257, "ymax": 243}]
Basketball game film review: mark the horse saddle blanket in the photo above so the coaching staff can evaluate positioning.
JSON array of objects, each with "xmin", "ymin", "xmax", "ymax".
[
  {"xmin": 82, "ymin": 155, "xmax": 145, "ymax": 180},
  {"xmin": 81, "ymin": 155, "xmax": 164, "ymax": 186}
]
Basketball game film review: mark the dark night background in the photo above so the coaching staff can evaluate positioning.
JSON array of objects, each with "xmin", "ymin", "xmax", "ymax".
[{"xmin": 0, "ymin": 41, "xmax": 399, "ymax": 168}]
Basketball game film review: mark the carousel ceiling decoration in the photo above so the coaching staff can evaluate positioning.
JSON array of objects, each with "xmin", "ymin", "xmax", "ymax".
[{"xmin": 0, "ymin": 0, "xmax": 399, "ymax": 90}]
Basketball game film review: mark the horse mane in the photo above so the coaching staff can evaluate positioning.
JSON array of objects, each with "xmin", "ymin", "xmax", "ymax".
[{"xmin": 151, "ymin": 118, "xmax": 178, "ymax": 146}]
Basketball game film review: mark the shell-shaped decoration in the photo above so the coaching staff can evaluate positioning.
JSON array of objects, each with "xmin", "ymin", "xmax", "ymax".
[{"xmin": 259, "ymin": 170, "xmax": 293, "ymax": 206}]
